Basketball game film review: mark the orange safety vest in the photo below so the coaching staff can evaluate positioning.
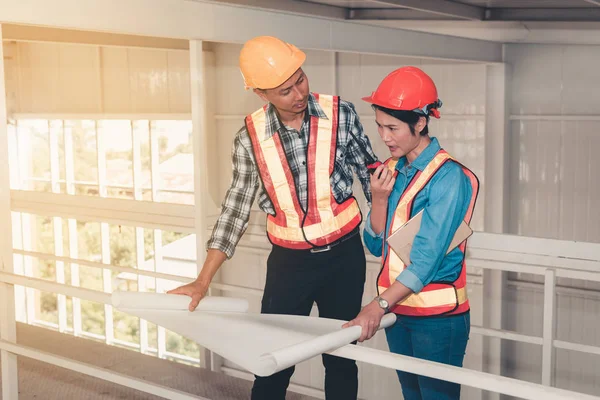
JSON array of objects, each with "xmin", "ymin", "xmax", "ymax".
[
  {"xmin": 377, "ymin": 150, "xmax": 479, "ymax": 316},
  {"xmin": 246, "ymin": 93, "xmax": 362, "ymax": 250}
]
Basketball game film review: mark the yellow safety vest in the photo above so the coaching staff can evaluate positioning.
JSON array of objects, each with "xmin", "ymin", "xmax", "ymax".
[
  {"xmin": 377, "ymin": 150, "xmax": 479, "ymax": 316},
  {"xmin": 247, "ymin": 93, "xmax": 362, "ymax": 250}
]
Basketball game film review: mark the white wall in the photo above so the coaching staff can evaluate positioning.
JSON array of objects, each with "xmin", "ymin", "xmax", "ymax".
[
  {"xmin": 506, "ymin": 44, "xmax": 600, "ymax": 244},
  {"xmin": 503, "ymin": 43, "xmax": 600, "ymax": 398},
  {"xmin": 3, "ymin": 41, "xmax": 191, "ymax": 114}
]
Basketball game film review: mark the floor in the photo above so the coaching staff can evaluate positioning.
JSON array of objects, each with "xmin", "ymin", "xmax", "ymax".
[{"xmin": 0, "ymin": 323, "xmax": 319, "ymax": 400}]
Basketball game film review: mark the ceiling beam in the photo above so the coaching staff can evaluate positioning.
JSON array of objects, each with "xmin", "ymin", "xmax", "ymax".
[
  {"xmin": 0, "ymin": 0, "xmax": 504, "ymax": 63},
  {"xmin": 370, "ymin": 0, "xmax": 484, "ymax": 21},
  {"xmin": 201, "ymin": 0, "xmax": 348, "ymax": 20},
  {"xmin": 349, "ymin": 9, "xmax": 463, "ymax": 20},
  {"xmin": 487, "ymin": 8, "xmax": 600, "ymax": 22}
]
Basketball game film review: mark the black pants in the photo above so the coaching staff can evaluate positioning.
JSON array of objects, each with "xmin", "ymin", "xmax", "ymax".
[{"xmin": 251, "ymin": 231, "xmax": 366, "ymax": 400}]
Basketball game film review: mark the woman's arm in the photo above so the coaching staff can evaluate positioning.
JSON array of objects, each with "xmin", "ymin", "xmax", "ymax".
[{"xmin": 362, "ymin": 164, "xmax": 395, "ymax": 256}]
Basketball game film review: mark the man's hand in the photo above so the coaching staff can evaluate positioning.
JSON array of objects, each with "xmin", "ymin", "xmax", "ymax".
[
  {"xmin": 167, "ymin": 249, "xmax": 227, "ymax": 312},
  {"xmin": 370, "ymin": 164, "xmax": 395, "ymax": 204},
  {"xmin": 342, "ymin": 300, "xmax": 385, "ymax": 342},
  {"xmin": 167, "ymin": 278, "xmax": 210, "ymax": 312}
]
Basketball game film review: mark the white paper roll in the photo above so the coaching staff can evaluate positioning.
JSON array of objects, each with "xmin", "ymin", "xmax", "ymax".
[
  {"xmin": 257, "ymin": 312, "xmax": 397, "ymax": 376},
  {"xmin": 111, "ymin": 292, "xmax": 397, "ymax": 377},
  {"xmin": 111, "ymin": 292, "xmax": 249, "ymax": 313}
]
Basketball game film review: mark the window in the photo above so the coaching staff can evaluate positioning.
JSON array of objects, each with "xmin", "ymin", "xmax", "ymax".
[
  {"xmin": 9, "ymin": 118, "xmax": 194, "ymax": 205},
  {"xmin": 12, "ymin": 211, "xmax": 200, "ymax": 362}
]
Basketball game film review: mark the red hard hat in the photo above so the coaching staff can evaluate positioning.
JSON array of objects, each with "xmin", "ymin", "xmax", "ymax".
[{"xmin": 362, "ymin": 66, "xmax": 442, "ymax": 118}]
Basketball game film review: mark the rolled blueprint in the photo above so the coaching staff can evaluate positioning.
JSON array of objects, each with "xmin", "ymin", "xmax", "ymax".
[
  {"xmin": 258, "ymin": 313, "xmax": 397, "ymax": 376},
  {"xmin": 111, "ymin": 291, "xmax": 249, "ymax": 313},
  {"xmin": 112, "ymin": 291, "xmax": 396, "ymax": 377}
]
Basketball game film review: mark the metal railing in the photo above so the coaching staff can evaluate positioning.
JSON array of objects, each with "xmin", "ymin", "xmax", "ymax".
[{"xmin": 1, "ymin": 229, "xmax": 600, "ymax": 399}]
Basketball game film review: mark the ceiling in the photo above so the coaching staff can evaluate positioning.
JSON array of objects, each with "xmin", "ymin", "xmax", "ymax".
[
  {"xmin": 305, "ymin": 0, "xmax": 600, "ymax": 21},
  {"xmin": 205, "ymin": 0, "xmax": 600, "ymax": 44}
]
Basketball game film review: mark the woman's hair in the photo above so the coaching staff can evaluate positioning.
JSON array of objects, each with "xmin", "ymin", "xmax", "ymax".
[{"xmin": 372, "ymin": 104, "xmax": 429, "ymax": 136}]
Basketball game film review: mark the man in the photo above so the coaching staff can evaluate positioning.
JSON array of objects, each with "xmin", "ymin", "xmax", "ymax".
[{"xmin": 168, "ymin": 36, "xmax": 378, "ymax": 399}]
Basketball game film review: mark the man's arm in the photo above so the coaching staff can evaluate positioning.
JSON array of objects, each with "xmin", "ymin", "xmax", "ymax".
[
  {"xmin": 343, "ymin": 102, "xmax": 379, "ymax": 205},
  {"xmin": 168, "ymin": 131, "xmax": 259, "ymax": 310},
  {"xmin": 206, "ymin": 132, "xmax": 259, "ymax": 259}
]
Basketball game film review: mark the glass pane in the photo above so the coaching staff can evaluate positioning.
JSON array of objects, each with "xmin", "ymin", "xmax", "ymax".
[
  {"xmin": 166, "ymin": 330, "xmax": 199, "ymax": 360},
  {"xmin": 11, "ymin": 211, "xmax": 22, "ymax": 250},
  {"xmin": 61, "ymin": 216, "xmax": 70, "ymax": 258},
  {"xmin": 80, "ymin": 300, "xmax": 105, "ymax": 336},
  {"xmin": 63, "ymin": 261, "xmax": 72, "ymax": 285},
  {"xmin": 77, "ymin": 220, "xmax": 101, "ymax": 262},
  {"xmin": 151, "ymin": 120, "xmax": 194, "ymax": 204},
  {"xmin": 66, "ymin": 297, "xmax": 73, "ymax": 330},
  {"xmin": 147, "ymin": 322, "xmax": 158, "ymax": 350},
  {"xmin": 75, "ymin": 183, "xmax": 99, "ymax": 196},
  {"xmin": 31, "ymin": 256, "xmax": 56, "ymax": 281},
  {"xmin": 133, "ymin": 120, "xmax": 152, "ymax": 191},
  {"xmin": 78, "ymin": 265, "xmax": 103, "ymax": 291},
  {"xmin": 137, "ymin": 228, "xmax": 156, "ymax": 292},
  {"xmin": 158, "ymin": 231, "xmax": 194, "ymax": 279},
  {"xmin": 18, "ymin": 120, "xmax": 51, "ymax": 188},
  {"xmin": 107, "ymin": 186, "xmax": 134, "ymax": 200},
  {"xmin": 50, "ymin": 119, "xmax": 66, "ymax": 192},
  {"xmin": 100, "ymin": 120, "xmax": 133, "ymax": 198},
  {"xmin": 66, "ymin": 120, "xmax": 98, "ymax": 193},
  {"xmin": 7, "ymin": 120, "xmax": 20, "ymax": 189},
  {"xmin": 162, "ymin": 230, "xmax": 191, "ymax": 248},
  {"xmin": 22, "ymin": 214, "xmax": 54, "ymax": 254},
  {"xmin": 113, "ymin": 310, "xmax": 140, "ymax": 344},
  {"xmin": 110, "ymin": 224, "xmax": 136, "ymax": 268},
  {"xmin": 158, "ymin": 190, "xmax": 194, "ymax": 205},
  {"xmin": 36, "ymin": 290, "xmax": 58, "ymax": 325}
]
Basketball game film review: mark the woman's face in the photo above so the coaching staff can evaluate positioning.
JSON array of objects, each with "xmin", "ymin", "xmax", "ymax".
[{"xmin": 375, "ymin": 108, "xmax": 425, "ymax": 159}]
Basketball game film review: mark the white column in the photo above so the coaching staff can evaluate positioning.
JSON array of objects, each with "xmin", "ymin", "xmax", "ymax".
[
  {"xmin": 154, "ymin": 229, "xmax": 166, "ymax": 359},
  {"xmin": 50, "ymin": 121, "xmax": 67, "ymax": 332},
  {"xmin": 483, "ymin": 61, "xmax": 511, "ymax": 400},
  {"xmin": 132, "ymin": 121, "xmax": 149, "ymax": 354},
  {"xmin": 97, "ymin": 122, "xmax": 113, "ymax": 343},
  {"xmin": 189, "ymin": 39, "xmax": 212, "ymax": 371},
  {"xmin": 542, "ymin": 269, "xmax": 557, "ymax": 386},
  {"xmin": 64, "ymin": 123, "xmax": 81, "ymax": 336},
  {"xmin": 0, "ymin": 24, "xmax": 20, "ymax": 400}
]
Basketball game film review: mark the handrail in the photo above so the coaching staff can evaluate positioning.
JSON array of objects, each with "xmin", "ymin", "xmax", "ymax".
[
  {"xmin": 12, "ymin": 249, "xmax": 264, "ymax": 297},
  {"xmin": 10, "ymin": 249, "xmax": 600, "ymax": 357},
  {"xmin": 0, "ymin": 270, "xmax": 599, "ymax": 400},
  {"xmin": 332, "ymin": 346, "xmax": 599, "ymax": 400}
]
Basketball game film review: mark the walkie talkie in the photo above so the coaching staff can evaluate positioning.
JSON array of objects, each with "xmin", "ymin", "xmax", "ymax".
[{"xmin": 367, "ymin": 161, "xmax": 383, "ymax": 176}]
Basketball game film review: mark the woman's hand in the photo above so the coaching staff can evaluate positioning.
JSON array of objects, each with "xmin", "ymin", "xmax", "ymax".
[
  {"xmin": 369, "ymin": 164, "xmax": 395, "ymax": 234},
  {"xmin": 342, "ymin": 301, "xmax": 385, "ymax": 342},
  {"xmin": 371, "ymin": 164, "xmax": 395, "ymax": 203}
]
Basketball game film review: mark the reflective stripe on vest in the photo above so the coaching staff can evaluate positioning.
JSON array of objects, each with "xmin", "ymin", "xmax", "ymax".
[
  {"xmin": 247, "ymin": 93, "xmax": 362, "ymax": 249},
  {"xmin": 377, "ymin": 150, "xmax": 479, "ymax": 316}
]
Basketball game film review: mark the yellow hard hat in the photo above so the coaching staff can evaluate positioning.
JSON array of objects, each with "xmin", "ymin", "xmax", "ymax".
[{"xmin": 239, "ymin": 36, "xmax": 306, "ymax": 90}]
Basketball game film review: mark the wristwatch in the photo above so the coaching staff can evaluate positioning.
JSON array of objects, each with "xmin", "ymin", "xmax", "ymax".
[{"xmin": 374, "ymin": 296, "xmax": 390, "ymax": 314}]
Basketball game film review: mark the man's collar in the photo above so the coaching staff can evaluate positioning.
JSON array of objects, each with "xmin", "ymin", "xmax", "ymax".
[
  {"xmin": 306, "ymin": 93, "xmax": 328, "ymax": 120},
  {"xmin": 262, "ymin": 93, "xmax": 328, "ymax": 140}
]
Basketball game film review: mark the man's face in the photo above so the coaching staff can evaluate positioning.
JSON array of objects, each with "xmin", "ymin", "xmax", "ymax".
[{"xmin": 255, "ymin": 68, "xmax": 310, "ymax": 115}]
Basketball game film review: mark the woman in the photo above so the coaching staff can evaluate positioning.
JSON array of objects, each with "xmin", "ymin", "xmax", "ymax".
[{"xmin": 343, "ymin": 66, "xmax": 479, "ymax": 400}]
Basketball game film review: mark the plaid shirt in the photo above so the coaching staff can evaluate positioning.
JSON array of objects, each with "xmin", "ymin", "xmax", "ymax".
[{"xmin": 207, "ymin": 93, "xmax": 378, "ymax": 258}]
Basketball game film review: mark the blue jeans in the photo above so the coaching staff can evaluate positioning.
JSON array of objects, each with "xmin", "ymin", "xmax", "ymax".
[{"xmin": 385, "ymin": 312, "xmax": 470, "ymax": 400}]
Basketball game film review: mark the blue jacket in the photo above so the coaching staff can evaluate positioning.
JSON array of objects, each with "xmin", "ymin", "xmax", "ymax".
[{"xmin": 364, "ymin": 137, "xmax": 473, "ymax": 293}]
